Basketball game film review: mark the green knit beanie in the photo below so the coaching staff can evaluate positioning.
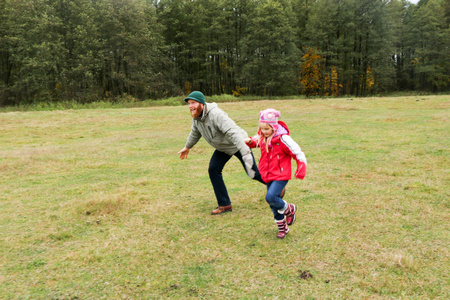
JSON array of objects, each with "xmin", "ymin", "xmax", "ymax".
[{"xmin": 184, "ymin": 91, "xmax": 206, "ymax": 105}]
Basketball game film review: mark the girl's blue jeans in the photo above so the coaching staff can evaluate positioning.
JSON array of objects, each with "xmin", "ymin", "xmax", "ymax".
[{"xmin": 266, "ymin": 180, "xmax": 288, "ymax": 221}]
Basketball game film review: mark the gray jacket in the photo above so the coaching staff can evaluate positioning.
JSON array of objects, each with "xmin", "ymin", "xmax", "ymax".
[{"xmin": 185, "ymin": 103, "xmax": 250, "ymax": 156}]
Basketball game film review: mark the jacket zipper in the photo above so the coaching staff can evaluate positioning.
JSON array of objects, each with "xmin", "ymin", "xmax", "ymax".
[
  {"xmin": 278, "ymin": 154, "xmax": 282, "ymax": 173},
  {"xmin": 266, "ymin": 145, "xmax": 271, "ymax": 178}
]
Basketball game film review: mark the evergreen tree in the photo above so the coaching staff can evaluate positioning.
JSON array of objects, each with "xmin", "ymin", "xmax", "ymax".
[
  {"xmin": 408, "ymin": 0, "xmax": 449, "ymax": 91},
  {"xmin": 95, "ymin": 0, "xmax": 174, "ymax": 99},
  {"xmin": 388, "ymin": 0, "xmax": 411, "ymax": 91},
  {"xmin": 1, "ymin": 0, "xmax": 449, "ymax": 106},
  {"xmin": 0, "ymin": 0, "xmax": 13, "ymax": 105},
  {"xmin": 304, "ymin": 0, "xmax": 395, "ymax": 96},
  {"xmin": 239, "ymin": 0, "xmax": 299, "ymax": 96},
  {"xmin": 155, "ymin": 0, "xmax": 191, "ymax": 92}
]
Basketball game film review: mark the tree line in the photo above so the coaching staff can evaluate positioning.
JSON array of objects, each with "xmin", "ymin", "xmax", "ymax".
[{"xmin": 0, "ymin": 0, "xmax": 448, "ymax": 106}]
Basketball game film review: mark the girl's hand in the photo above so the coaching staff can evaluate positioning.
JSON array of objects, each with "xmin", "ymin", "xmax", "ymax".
[
  {"xmin": 244, "ymin": 138, "xmax": 252, "ymax": 144},
  {"xmin": 295, "ymin": 162, "xmax": 307, "ymax": 179}
]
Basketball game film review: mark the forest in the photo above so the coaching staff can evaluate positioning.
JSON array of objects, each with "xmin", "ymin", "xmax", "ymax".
[{"xmin": 0, "ymin": 0, "xmax": 449, "ymax": 106}]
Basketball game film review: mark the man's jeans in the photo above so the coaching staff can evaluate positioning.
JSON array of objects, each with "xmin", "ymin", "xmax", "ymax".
[
  {"xmin": 266, "ymin": 180, "xmax": 288, "ymax": 221},
  {"xmin": 209, "ymin": 150, "xmax": 265, "ymax": 206}
]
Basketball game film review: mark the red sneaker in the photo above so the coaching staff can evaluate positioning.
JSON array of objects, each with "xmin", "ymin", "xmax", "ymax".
[
  {"xmin": 276, "ymin": 219, "xmax": 289, "ymax": 239},
  {"xmin": 284, "ymin": 203, "xmax": 297, "ymax": 226}
]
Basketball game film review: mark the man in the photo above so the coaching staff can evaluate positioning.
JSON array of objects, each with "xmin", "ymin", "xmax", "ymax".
[{"xmin": 178, "ymin": 91, "xmax": 266, "ymax": 215}]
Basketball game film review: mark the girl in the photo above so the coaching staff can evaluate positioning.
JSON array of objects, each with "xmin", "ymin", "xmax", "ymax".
[{"xmin": 245, "ymin": 109, "xmax": 307, "ymax": 239}]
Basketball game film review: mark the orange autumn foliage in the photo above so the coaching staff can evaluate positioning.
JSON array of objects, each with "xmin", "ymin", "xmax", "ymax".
[
  {"xmin": 299, "ymin": 48, "xmax": 342, "ymax": 96},
  {"xmin": 299, "ymin": 48, "xmax": 324, "ymax": 96}
]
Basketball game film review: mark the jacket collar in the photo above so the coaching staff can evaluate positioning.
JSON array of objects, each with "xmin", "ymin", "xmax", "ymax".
[{"xmin": 196, "ymin": 102, "xmax": 217, "ymax": 121}]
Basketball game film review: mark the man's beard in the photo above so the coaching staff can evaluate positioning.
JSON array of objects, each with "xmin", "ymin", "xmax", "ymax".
[{"xmin": 190, "ymin": 106, "xmax": 203, "ymax": 118}]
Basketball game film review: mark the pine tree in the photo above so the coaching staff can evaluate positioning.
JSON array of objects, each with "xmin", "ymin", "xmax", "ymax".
[{"xmin": 239, "ymin": 0, "xmax": 299, "ymax": 96}]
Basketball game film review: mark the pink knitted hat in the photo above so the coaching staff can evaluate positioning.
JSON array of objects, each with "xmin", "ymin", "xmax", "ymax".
[{"xmin": 259, "ymin": 108, "xmax": 281, "ymax": 131}]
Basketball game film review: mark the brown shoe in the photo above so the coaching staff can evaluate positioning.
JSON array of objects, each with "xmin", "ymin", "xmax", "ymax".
[{"xmin": 211, "ymin": 205, "xmax": 232, "ymax": 215}]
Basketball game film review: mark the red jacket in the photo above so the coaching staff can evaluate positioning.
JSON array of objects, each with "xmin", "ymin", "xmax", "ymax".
[{"xmin": 247, "ymin": 121, "xmax": 307, "ymax": 183}]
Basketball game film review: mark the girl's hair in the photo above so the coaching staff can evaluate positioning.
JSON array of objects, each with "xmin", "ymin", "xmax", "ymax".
[{"xmin": 257, "ymin": 122, "xmax": 275, "ymax": 153}]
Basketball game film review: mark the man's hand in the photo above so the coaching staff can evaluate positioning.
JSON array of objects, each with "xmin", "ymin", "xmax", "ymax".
[
  {"xmin": 242, "ymin": 153, "xmax": 256, "ymax": 178},
  {"xmin": 178, "ymin": 147, "xmax": 190, "ymax": 160}
]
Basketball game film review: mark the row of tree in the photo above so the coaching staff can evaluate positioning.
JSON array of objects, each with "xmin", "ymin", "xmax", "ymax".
[{"xmin": 0, "ymin": 0, "xmax": 448, "ymax": 106}]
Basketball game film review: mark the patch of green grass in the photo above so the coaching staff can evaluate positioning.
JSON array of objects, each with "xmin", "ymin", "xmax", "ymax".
[
  {"xmin": 3, "ymin": 91, "xmax": 435, "ymax": 113},
  {"xmin": 0, "ymin": 95, "xmax": 449, "ymax": 299},
  {"xmin": 0, "ymin": 96, "xmax": 186, "ymax": 112}
]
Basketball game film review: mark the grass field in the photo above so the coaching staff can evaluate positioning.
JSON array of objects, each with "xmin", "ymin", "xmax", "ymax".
[{"xmin": 0, "ymin": 95, "xmax": 449, "ymax": 299}]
